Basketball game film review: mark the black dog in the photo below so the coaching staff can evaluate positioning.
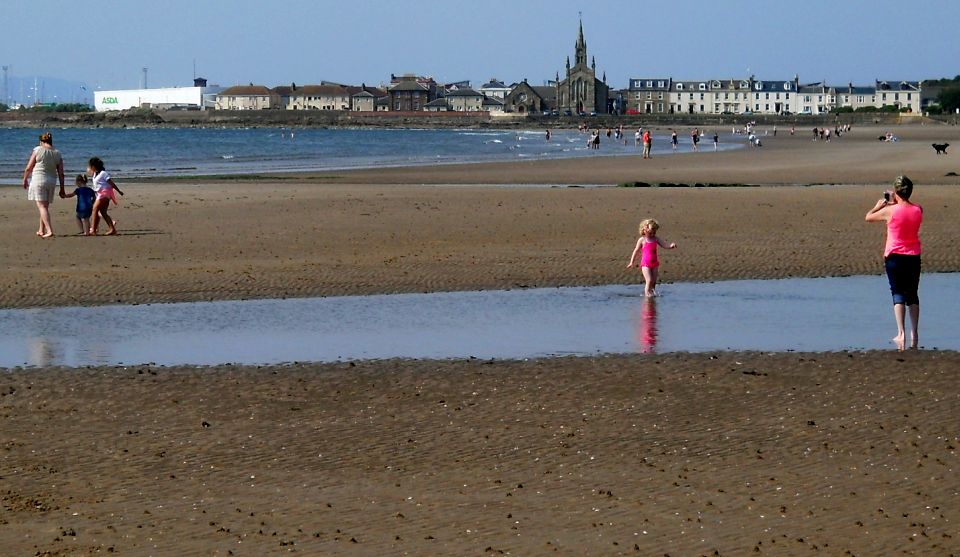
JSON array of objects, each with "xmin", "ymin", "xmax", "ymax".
[{"xmin": 932, "ymin": 143, "xmax": 950, "ymax": 155}]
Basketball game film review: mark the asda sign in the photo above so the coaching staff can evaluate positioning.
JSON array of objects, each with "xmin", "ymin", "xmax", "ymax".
[{"xmin": 102, "ymin": 97, "xmax": 119, "ymax": 104}]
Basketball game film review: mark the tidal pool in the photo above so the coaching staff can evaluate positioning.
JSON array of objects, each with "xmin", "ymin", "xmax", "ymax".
[{"xmin": 0, "ymin": 274, "xmax": 957, "ymax": 368}]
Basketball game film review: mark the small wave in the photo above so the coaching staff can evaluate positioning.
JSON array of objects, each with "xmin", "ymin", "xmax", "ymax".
[
  {"xmin": 484, "ymin": 139, "xmax": 503, "ymax": 144},
  {"xmin": 459, "ymin": 132, "xmax": 507, "ymax": 137},
  {"xmin": 220, "ymin": 155, "xmax": 235, "ymax": 160}
]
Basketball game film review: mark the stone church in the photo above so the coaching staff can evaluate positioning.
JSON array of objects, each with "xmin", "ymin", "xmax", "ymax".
[{"xmin": 556, "ymin": 20, "xmax": 609, "ymax": 114}]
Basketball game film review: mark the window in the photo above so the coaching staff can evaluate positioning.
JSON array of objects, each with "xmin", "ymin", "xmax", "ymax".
[
  {"xmin": 894, "ymin": 93, "xmax": 900, "ymax": 101},
  {"xmin": 755, "ymin": 103, "xmax": 760, "ymax": 110},
  {"xmin": 804, "ymin": 95, "xmax": 811, "ymax": 102},
  {"xmin": 657, "ymin": 81, "xmax": 664, "ymax": 88},
  {"xmin": 657, "ymin": 92, "xmax": 663, "ymax": 100},
  {"xmin": 646, "ymin": 92, "xmax": 652, "ymax": 99},
  {"xmin": 907, "ymin": 93, "xmax": 912, "ymax": 100},
  {"xmin": 755, "ymin": 93, "xmax": 760, "ymax": 100},
  {"xmin": 699, "ymin": 104, "xmax": 704, "ymax": 112},
  {"xmin": 755, "ymin": 83, "xmax": 762, "ymax": 90},
  {"xmin": 700, "ymin": 93, "xmax": 704, "ymax": 100},
  {"xmin": 765, "ymin": 93, "xmax": 769, "ymax": 100},
  {"xmin": 882, "ymin": 93, "xmax": 887, "ymax": 101},
  {"xmin": 658, "ymin": 103, "xmax": 664, "ymax": 112},
  {"xmin": 765, "ymin": 104, "xmax": 770, "ymax": 111},
  {"xmin": 785, "ymin": 93, "xmax": 790, "ymax": 99},
  {"xmin": 646, "ymin": 80, "xmax": 653, "ymax": 87},
  {"xmin": 689, "ymin": 93, "xmax": 694, "ymax": 100},
  {"xmin": 775, "ymin": 93, "xmax": 780, "ymax": 100},
  {"xmin": 676, "ymin": 83, "xmax": 684, "ymax": 90},
  {"xmin": 784, "ymin": 83, "xmax": 791, "ymax": 90},
  {"xmin": 698, "ymin": 83, "xmax": 706, "ymax": 91}
]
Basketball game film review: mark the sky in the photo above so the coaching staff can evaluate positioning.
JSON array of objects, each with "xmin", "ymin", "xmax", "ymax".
[{"xmin": 3, "ymin": 0, "xmax": 959, "ymax": 97}]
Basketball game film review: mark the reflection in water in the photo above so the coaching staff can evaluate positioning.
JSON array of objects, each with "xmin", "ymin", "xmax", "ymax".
[
  {"xmin": 636, "ymin": 298, "xmax": 659, "ymax": 353},
  {"xmin": 27, "ymin": 337, "xmax": 60, "ymax": 367}
]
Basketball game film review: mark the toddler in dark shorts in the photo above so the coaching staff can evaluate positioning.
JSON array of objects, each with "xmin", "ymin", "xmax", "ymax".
[{"xmin": 61, "ymin": 174, "xmax": 96, "ymax": 235}]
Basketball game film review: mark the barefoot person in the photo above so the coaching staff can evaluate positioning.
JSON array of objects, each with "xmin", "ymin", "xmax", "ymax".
[
  {"xmin": 865, "ymin": 176, "xmax": 922, "ymax": 351},
  {"xmin": 87, "ymin": 157, "xmax": 125, "ymax": 236},
  {"xmin": 22, "ymin": 132, "xmax": 65, "ymax": 238},
  {"xmin": 627, "ymin": 218, "xmax": 677, "ymax": 297}
]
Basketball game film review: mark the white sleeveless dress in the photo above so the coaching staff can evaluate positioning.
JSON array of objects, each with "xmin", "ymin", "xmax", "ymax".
[{"xmin": 28, "ymin": 146, "xmax": 62, "ymax": 203}]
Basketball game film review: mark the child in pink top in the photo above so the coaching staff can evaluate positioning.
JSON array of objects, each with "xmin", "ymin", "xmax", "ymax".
[{"xmin": 627, "ymin": 218, "xmax": 677, "ymax": 297}]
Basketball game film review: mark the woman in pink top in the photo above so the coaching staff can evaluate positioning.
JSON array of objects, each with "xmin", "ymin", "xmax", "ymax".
[{"xmin": 865, "ymin": 175, "xmax": 922, "ymax": 351}]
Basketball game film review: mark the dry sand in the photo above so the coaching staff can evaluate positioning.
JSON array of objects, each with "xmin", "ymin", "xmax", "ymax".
[
  {"xmin": 2, "ymin": 352, "xmax": 958, "ymax": 556},
  {"xmin": 2, "ymin": 124, "xmax": 959, "ymax": 556}
]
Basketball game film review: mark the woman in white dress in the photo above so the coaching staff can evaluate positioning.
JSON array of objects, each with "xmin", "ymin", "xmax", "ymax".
[{"xmin": 22, "ymin": 132, "xmax": 65, "ymax": 238}]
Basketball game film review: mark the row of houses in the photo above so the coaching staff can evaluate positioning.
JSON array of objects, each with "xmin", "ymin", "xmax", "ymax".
[
  {"xmin": 621, "ymin": 77, "xmax": 923, "ymax": 116},
  {"xmin": 213, "ymin": 75, "xmax": 515, "ymax": 113}
]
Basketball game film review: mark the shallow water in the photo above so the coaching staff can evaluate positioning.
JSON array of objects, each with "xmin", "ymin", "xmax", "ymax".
[
  {"xmin": 1, "ymin": 274, "xmax": 956, "ymax": 368},
  {"xmin": 0, "ymin": 128, "xmax": 741, "ymax": 183}
]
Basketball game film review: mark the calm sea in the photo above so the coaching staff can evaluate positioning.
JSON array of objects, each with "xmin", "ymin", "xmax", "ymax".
[{"xmin": 1, "ymin": 127, "xmax": 741, "ymax": 184}]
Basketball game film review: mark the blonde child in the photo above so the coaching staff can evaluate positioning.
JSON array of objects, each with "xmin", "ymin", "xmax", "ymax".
[
  {"xmin": 60, "ymin": 174, "xmax": 96, "ymax": 235},
  {"xmin": 627, "ymin": 218, "xmax": 677, "ymax": 297},
  {"xmin": 87, "ymin": 157, "xmax": 124, "ymax": 236}
]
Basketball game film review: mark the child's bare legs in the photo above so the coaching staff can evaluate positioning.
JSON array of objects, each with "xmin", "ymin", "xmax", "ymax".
[
  {"xmin": 641, "ymin": 266, "xmax": 658, "ymax": 297},
  {"xmin": 90, "ymin": 199, "xmax": 116, "ymax": 235},
  {"xmin": 36, "ymin": 201, "xmax": 53, "ymax": 238}
]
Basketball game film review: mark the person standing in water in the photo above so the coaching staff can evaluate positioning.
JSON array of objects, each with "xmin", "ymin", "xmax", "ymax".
[
  {"xmin": 865, "ymin": 175, "xmax": 923, "ymax": 351},
  {"xmin": 671, "ymin": 129, "xmax": 678, "ymax": 151},
  {"xmin": 627, "ymin": 218, "xmax": 677, "ymax": 297},
  {"xmin": 642, "ymin": 129, "xmax": 652, "ymax": 159}
]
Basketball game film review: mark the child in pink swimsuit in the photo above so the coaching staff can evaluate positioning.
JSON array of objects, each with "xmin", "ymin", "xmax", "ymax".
[{"xmin": 627, "ymin": 218, "xmax": 677, "ymax": 297}]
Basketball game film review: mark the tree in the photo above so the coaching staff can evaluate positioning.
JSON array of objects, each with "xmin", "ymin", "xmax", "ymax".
[
  {"xmin": 0, "ymin": 102, "xmax": 8, "ymax": 112},
  {"xmin": 939, "ymin": 87, "xmax": 960, "ymax": 113}
]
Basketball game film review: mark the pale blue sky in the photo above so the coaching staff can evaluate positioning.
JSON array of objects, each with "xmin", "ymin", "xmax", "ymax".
[{"xmin": 4, "ymin": 0, "xmax": 959, "ymax": 92}]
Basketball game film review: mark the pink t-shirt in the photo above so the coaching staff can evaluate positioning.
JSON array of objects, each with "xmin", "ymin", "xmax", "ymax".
[{"xmin": 884, "ymin": 203, "xmax": 922, "ymax": 257}]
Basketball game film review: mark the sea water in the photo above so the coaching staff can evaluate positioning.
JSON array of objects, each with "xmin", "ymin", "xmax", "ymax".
[
  {"xmin": 0, "ymin": 274, "xmax": 957, "ymax": 368},
  {"xmin": 0, "ymin": 127, "xmax": 741, "ymax": 183}
]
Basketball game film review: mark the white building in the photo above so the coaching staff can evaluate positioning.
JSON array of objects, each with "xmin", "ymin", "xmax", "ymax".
[{"xmin": 94, "ymin": 83, "xmax": 222, "ymax": 112}]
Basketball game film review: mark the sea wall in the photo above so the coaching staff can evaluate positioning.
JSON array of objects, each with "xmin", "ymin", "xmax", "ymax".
[{"xmin": 0, "ymin": 108, "xmax": 937, "ymax": 130}]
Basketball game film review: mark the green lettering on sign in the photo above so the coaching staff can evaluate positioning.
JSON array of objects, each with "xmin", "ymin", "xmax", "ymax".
[{"xmin": 103, "ymin": 97, "xmax": 119, "ymax": 104}]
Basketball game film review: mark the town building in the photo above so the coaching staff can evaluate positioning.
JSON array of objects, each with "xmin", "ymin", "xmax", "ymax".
[
  {"xmin": 556, "ymin": 20, "xmax": 609, "ymax": 114},
  {"xmin": 479, "ymin": 78, "xmax": 511, "ymax": 101},
  {"xmin": 388, "ymin": 74, "xmax": 437, "ymax": 111},
  {"xmin": 504, "ymin": 80, "xmax": 556, "ymax": 113},
  {"xmin": 422, "ymin": 98, "xmax": 450, "ymax": 112},
  {"xmin": 626, "ymin": 78, "xmax": 672, "ymax": 114},
  {"xmin": 796, "ymin": 82, "xmax": 836, "ymax": 115},
  {"xmin": 874, "ymin": 80, "xmax": 921, "ymax": 113},
  {"xmin": 745, "ymin": 79, "xmax": 798, "ymax": 114},
  {"xmin": 481, "ymin": 96, "xmax": 504, "ymax": 113},
  {"xmin": 671, "ymin": 80, "xmax": 710, "ymax": 114},
  {"xmin": 215, "ymin": 85, "xmax": 280, "ymax": 110},
  {"xmin": 445, "ymin": 87, "xmax": 484, "ymax": 111},
  {"xmin": 94, "ymin": 79, "xmax": 222, "ymax": 111}
]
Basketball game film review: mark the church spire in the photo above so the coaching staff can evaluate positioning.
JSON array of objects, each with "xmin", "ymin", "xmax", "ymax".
[{"xmin": 575, "ymin": 17, "xmax": 587, "ymax": 66}]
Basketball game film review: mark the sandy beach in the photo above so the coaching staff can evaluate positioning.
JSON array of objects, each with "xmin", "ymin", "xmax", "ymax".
[
  {"xmin": 2, "ymin": 352, "xmax": 958, "ymax": 556},
  {"xmin": 2, "ymin": 123, "xmax": 959, "ymax": 555}
]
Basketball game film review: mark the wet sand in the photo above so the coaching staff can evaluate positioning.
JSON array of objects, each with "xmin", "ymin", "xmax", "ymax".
[{"xmin": 2, "ymin": 352, "xmax": 958, "ymax": 556}]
